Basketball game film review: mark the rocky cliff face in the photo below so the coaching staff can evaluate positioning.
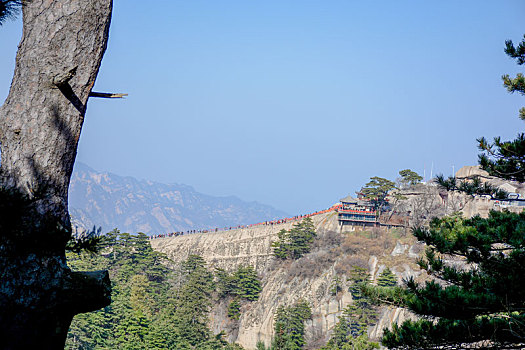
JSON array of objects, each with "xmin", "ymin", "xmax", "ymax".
[
  {"xmin": 389, "ymin": 166, "xmax": 525, "ymax": 226},
  {"xmin": 69, "ymin": 163, "xmax": 288, "ymax": 235},
  {"xmin": 151, "ymin": 212, "xmax": 422, "ymax": 349}
]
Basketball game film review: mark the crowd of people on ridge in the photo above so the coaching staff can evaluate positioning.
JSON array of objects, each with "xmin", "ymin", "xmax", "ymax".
[{"xmin": 148, "ymin": 205, "xmax": 340, "ymax": 240}]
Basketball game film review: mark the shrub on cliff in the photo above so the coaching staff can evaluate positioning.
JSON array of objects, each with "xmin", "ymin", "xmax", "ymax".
[
  {"xmin": 270, "ymin": 299, "xmax": 312, "ymax": 350},
  {"xmin": 323, "ymin": 267, "xmax": 379, "ymax": 350},
  {"xmin": 216, "ymin": 265, "xmax": 262, "ymax": 321},
  {"xmin": 377, "ymin": 267, "xmax": 397, "ymax": 288},
  {"xmin": 216, "ymin": 265, "xmax": 262, "ymax": 301},
  {"xmin": 272, "ymin": 217, "xmax": 317, "ymax": 260}
]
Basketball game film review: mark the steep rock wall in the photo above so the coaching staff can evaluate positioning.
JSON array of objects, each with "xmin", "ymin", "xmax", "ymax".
[{"xmin": 151, "ymin": 212, "xmax": 420, "ymax": 349}]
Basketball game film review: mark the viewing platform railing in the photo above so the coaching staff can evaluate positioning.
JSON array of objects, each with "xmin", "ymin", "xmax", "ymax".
[
  {"xmin": 337, "ymin": 208, "xmax": 376, "ymax": 215},
  {"xmin": 338, "ymin": 214, "xmax": 377, "ymax": 223}
]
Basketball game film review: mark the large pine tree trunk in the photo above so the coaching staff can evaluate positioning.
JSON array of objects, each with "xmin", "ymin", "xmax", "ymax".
[{"xmin": 0, "ymin": 1, "xmax": 113, "ymax": 348}]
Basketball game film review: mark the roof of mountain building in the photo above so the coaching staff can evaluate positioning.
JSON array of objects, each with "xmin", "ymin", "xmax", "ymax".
[{"xmin": 340, "ymin": 195, "xmax": 358, "ymax": 204}]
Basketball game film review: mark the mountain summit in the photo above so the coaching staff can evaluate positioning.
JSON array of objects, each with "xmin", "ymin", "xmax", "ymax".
[{"xmin": 69, "ymin": 163, "xmax": 288, "ymax": 235}]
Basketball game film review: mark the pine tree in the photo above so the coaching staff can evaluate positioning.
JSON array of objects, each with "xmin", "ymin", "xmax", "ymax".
[
  {"xmin": 256, "ymin": 340, "xmax": 267, "ymax": 350},
  {"xmin": 364, "ymin": 211, "xmax": 525, "ymax": 349},
  {"xmin": 330, "ymin": 275, "xmax": 343, "ymax": 296},
  {"xmin": 172, "ymin": 255, "xmax": 215, "ymax": 346},
  {"xmin": 271, "ymin": 217, "xmax": 317, "ymax": 260},
  {"xmin": 271, "ymin": 229, "xmax": 290, "ymax": 259},
  {"xmin": 130, "ymin": 274, "xmax": 152, "ymax": 317},
  {"xmin": 364, "ymin": 36, "xmax": 525, "ymax": 346},
  {"xmin": 228, "ymin": 298, "xmax": 242, "ymax": 320},
  {"xmin": 478, "ymin": 34, "xmax": 525, "ymax": 182},
  {"xmin": 502, "ymin": 34, "xmax": 525, "ymax": 120},
  {"xmin": 271, "ymin": 300, "xmax": 312, "ymax": 350},
  {"xmin": 398, "ymin": 169, "xmax": 423, "ymax": 188},
  {"xmin": 325, "ymin": 316, "xmax": 352, "ymax": 349},
  {"xmin": 290, "ymin": 217, "xmax": 317, "ymax": 259},
  {"xmin": 360, "ymin": 176, "xmax": 396, "ymax": 214},
  {"xmin": 233, "ymin": 265, "xmax": 262, "ymax": 301},
  {"xmin": 66, "ymin": 233, "xmax": 243, "ymax": 349},
  {"xmin": 323, "ymin": 267, "xmax": 379, "ymax": 350},
  {"xmin": 377, "ymin": 268, "xmax": 397, "ymax": 288},
  {"xmin": 216, "ymin": 267, "xmax": 237, "ymax": 298},
  {"xmin": 346, "ymin": 267, "xmax": 378, "ymax": 338},
  {"xmin": 435, "ymin": 173, "xmax": 508, "ymax": 199},
  {"xmin": 216, "ymin": 265, "xmax": 261, "ymax": 301}
]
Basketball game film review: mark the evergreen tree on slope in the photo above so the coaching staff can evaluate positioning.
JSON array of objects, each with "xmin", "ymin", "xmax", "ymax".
[
  {"xmin": 479, "ymin": 34, "xmax": 525, "ymax": 182},
  {"xmin": 365, "ymin": 35, "xmax": 525, "ymax": 350}
]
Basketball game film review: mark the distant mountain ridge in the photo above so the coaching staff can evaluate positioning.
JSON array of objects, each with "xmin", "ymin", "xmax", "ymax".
[{"xmin": 68, "ymin": 163, "xmax": 288, "ymax": 235}]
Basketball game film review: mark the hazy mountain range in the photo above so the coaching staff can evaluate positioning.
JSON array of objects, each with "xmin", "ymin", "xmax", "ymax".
[{"xmin": 69, "ymin": 163, "xmax": 288, "ymax": 235}]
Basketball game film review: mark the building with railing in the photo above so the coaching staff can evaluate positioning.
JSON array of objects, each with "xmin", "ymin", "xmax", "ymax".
[{"xmin": 336, "ymin": 195, "xmax": 378, "ymax": 227}]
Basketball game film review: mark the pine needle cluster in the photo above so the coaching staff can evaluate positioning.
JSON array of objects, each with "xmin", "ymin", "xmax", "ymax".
[
  {"xmin": 0, "ymin": 0, "xmax": 22, "ymax": 25},
  {"xmin": 435, "ymin": 174, "xmax": 508, "ymax": 199},
  {"xmin": 478, "ymin": 35, "xmax": 525, "ymax": 181}
]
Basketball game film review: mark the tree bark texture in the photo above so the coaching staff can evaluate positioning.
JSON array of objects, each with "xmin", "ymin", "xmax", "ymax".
[{"xmin": 0, "ymin": 1, "xmax": 113, "ymax": 348}]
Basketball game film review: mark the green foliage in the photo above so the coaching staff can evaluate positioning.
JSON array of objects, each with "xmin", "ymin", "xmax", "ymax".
[
  {"xmin": 503, "ymin": 35, "xmax": 525, "ymax": 120},
  {"xmin": 272, "ymin": 217, "xmax": 317, "ymax": 260},
  {"xmin": 502, "ymin": 35, "xmax": 525, "ymax": 94},
  {"xmin": 323, "ymin": 267, "xmax": 379, "ymax": 350},
  {"xmin": 347, "ymin": 266, "xmax": 368, "ymax": 300},
  {"xmin": 66, "ymin": 226, "xmax": 104, "ymax": 254},
  {"xmin": 505, "ymin": 34, "xmax": 525, "ymax": 65},
  {"xmin": 233, "ymin": 265, "xmax": 262, "ymax": 301},
  {"xmin": 360, "ymin": 176, "xmax": 396, "ymax": 212},
  {"xmin": 478, "ymin": 134, "xmax": 525, "ymax": 182},
  {"xmin": 362, "ymin": 284, "xmax": 411, "ymax": 308},
  {"xmin": 271, "ymin": 229, "xmax": 290, "ymax": 259},
  {"xmin": 346, "ymin": 267, "xmax": 378, "ymax": 337},
  {"xmin": 215, "ymin": 267, "xmax": 234, "ymax": 297},
  {"xmin": 172, "ymin": 255, "xmax": 215, "ymax": 346},
  {"xmin": 377, "ymin": 268, "xmax": 397, "ymax": 288},
  {"xmin": 323, "ymin": 333, "xmax": 379, "ymax": 350},
  {"xmin": 398, "ymin": 169, "xmax": 423, "ymax": 187},
  {"xmin": 228, "ymin": 298, "xmax": 241, "ymax": 320},
  {"xmin": 271, "ymin": 300, "xmax": 312, "ymax": 350},
  {"xmin": 478, "ymin": 34, "xmax": 525, "ymax": 180},
  {"xmin": 65, "ymin": 232, "xmax": 243, "ymax": 349},
  {"xmin": 381, "ymin": 42, "xmax": 525, "ymax": 345},
  {"xmin": 215, "ymin": 265, "xmax": 262, "ymax": 301},
  {"xmin": 435, "ymin": 173, "xmax": 508, "ymax": 199},
  {"xmin": 367, "ymin": 210, "xmax": 525, "ymax": 349},
  {"xmin": 330, "ymin": 275, "xmax": 343, "ymax": 296},
  {"xmin": 502, "ymin": 72, "xmax": 525, "ymax": 95},
  {"xmin": 382, "ymin": 315, "xmax": 525, "ymax": 350},
  {"xmin": 216, "ymin": 264, "xmax": 262, "ymax": 319}
]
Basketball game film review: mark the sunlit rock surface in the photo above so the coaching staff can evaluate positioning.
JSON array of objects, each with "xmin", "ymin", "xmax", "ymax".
[{"xmin": 151, "ymin": 212, "xmax": 422, "ymax": 349}]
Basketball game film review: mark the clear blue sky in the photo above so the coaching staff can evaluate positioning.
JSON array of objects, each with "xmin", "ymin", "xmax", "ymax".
[{"xmin": 1, "ymin": 1, "xmax": 524, "ymax": 215}]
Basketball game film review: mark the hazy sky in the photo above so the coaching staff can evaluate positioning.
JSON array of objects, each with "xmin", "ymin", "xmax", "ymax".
[{"xmin": 1, "ymin": 1, "xmax": 524, "ymax": 215}]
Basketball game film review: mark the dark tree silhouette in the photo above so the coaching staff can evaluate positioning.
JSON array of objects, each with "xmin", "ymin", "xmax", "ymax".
[{"xmin": 0, "ymin": 1, "xmax": 113, "ymax": 348}]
